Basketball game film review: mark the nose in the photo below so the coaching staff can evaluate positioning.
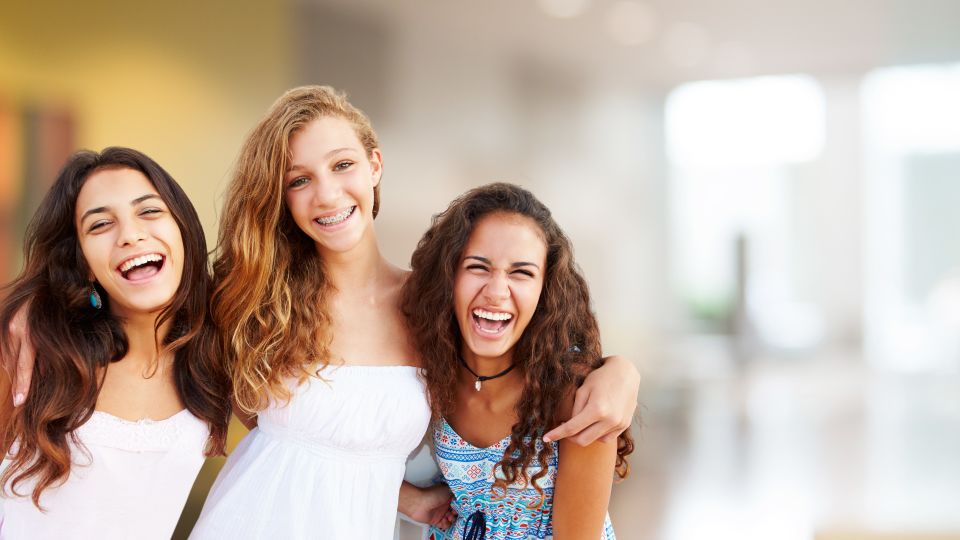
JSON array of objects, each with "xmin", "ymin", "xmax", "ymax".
[
  {"xmin": 482, "ymin": 271, "xmax": 510, "ymax": 303},
  {"xmin": 116, "ymin": 218, "xmax": 148, "ymax": 247},
  {"xmin": 310, "ymin": 173, "xmax": 342, "ymax": 207}
]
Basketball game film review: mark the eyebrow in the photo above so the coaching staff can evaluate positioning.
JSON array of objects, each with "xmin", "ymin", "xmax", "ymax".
[
  {"xmin": 464, "ymin": 255, "xmax": 540, "ymax": 270},
  {"xmin": 79, "ymin": 193, "xmax": 162, "ymax": 224},
  {"xmin": 286, "ymin": 147, "xmax": 357, "ymax": 173}
]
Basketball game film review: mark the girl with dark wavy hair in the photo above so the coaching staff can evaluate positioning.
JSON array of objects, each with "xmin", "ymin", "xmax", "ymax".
[
  {"xmin": 0, "ymin": 147, "xmax": 230, "ymax": 539},
  {"xmin": 402, "ymin": 182, "xmax": 634, "ymax": 539}
]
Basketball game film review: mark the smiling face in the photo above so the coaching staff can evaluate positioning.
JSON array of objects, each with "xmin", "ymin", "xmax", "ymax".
[
  {"xmin": 75, "ymin": 167, "xmax": 184, "ymax": 319},
  {"xmin": 453, "ymin": 211, "xmax": 548, "ymax": 368},
  {"xmin": 283, "ymin": 116, "xmax": 383, "ymax": 255}
]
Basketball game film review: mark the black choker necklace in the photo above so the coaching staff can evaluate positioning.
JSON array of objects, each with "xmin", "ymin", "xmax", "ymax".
[{"xmin": 458, "ymin": 357, "xmax": 516, "ymax": 391}]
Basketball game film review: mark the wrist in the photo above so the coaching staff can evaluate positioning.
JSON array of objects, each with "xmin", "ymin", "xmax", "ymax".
[{"xmin": 397, "ymin": 481, "xmax": 423, "ymax": 516}]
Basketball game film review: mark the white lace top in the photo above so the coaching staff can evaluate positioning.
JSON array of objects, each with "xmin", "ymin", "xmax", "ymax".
[{"xmin": 0, "ymin": 409, "xmax": 209, "ymax": 540}]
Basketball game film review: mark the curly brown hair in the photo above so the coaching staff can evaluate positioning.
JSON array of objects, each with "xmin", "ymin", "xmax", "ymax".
[
  {"xmin": 0, "ymin": 147, "xmax": 230, "ymax": 508},
  {"xmin": 211, "ymin": 85, "xmax": 381, "ymax": 413},
  {"xmin": 402, "ymin": 182, "xmax": 633, "ymax": 502}
]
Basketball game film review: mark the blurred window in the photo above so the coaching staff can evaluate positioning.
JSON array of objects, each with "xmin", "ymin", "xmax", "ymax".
[
  {"xmin": 665, "ymin": 75, "xmax": 826, "ymax": 349},
  {"xmin": 862, "ymin": 63, "xmax": 960, "ymax": 370}
]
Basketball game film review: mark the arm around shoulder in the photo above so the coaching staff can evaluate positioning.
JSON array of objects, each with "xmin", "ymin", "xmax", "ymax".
[{"xmin": 542, "ymin": 354, "xmax": 640, "ymax": 445}]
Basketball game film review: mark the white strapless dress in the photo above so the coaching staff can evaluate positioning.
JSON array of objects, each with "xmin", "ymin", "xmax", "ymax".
[{"xmin": 190, "ymin": 365, "xmax": 431, "ymax": 539}]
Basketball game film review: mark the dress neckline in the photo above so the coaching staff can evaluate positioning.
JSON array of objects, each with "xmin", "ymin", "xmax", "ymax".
[
  {"xmin": 90, "ymin": 407, "xmax": 192, "ymax": 425},
  {"xmin": 441, "ymin": 416, "xmax": 513, "ymax": 451},
  {"xmin": 323, "ymin": 363, "xmax": 419, "ymax": 369}
]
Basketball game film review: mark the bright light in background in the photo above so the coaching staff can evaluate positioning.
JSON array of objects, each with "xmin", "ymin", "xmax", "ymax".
[
  {"xmin": 604, "ymin": 1, "xmax": 659, "ymax": 46},
  {"xmin": 536, "ymin": 0, "xmax": 590, "ymax": 19},
  {"xmin": 862, "ymin": 63, "xmax": 960, "ymax": 153},
  {"xmin": 862, "ymin": 62, "xmax": 960, "ymax": 371},
  {"xmin": 666, "ymin": 75, "xmax": 826, "ymax": 348},
  {"xmin": 666, "ymin": 75, "xmax": 825, "ymax": 167}
]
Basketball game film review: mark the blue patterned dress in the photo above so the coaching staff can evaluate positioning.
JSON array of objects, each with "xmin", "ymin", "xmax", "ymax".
[{"xmin": 427, "ymin": 418, "xmax": 616, "ymax": 540}]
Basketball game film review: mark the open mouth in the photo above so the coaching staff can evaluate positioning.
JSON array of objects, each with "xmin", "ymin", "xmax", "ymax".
[
  {"xmin": 117, "ymin": 253, "xmax": 165, "ymax": 281},
  {"xmin": 314, "ymin": 206, "xmax": 356, "ymax": 227},
  {"xmin": 472, "ymin": 308, "xmax": 513, "ymax": 335}
]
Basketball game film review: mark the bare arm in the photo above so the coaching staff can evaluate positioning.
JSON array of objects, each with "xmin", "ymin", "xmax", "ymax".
[
  {"xmin": 397, "ymin": 481, "xmax": 456, "ymax": 529},
  {"xmin": 551, "ymin": 397, "xmax": 619, "ymax": 539},
  {"xmin": 3, "ymin": 303, "xmax": 34, "ymax": 407},
  {"xmin": 543, "ymin": 354, "xmax": 640, "ymax": 445}
]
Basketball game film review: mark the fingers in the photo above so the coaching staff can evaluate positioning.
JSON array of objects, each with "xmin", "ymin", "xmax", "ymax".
[
  {"xmin": 543, "ymin": 417, "xmax": 582, "ymax": 444},
  {"xmin": 8, "ymin": 306, "xmax": 35, "ymax": 407},
  {"xmin": 543, "ymin": 387, "xmax": 590, "ymax": 443},
  {"xmin": 546, "ymin": 398, "xmax": 631, "ymax": 446},
  {"xmin": 14, "ymin": 340, "xmax": 33, "ymax": 407},
  {"xmin": 598, "ymin": 431, "xmax": 617, "ymax": 444},
  {"xmin": 432, "ymin": 507, "xmax": 457, "ymax": 530}
]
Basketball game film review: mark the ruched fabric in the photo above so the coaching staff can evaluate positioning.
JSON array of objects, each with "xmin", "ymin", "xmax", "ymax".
[{"xmin": 190, "ymin": 365, "xmax": 431, "ymax": 539}]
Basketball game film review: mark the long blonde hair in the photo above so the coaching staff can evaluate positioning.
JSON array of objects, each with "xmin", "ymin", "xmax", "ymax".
[{"xmin": 212, "ymin": 85, "xmax": 380, "ymax": 413}]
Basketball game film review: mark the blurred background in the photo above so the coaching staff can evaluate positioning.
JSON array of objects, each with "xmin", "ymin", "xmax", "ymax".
[{"xmin": 3, "ymin": 0, "xmax": 960, "ymax": 538}]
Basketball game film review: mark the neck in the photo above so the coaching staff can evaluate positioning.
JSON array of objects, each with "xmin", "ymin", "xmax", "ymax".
[
  {"xmin": 317, "ymin": 231, "xmax": 387, "ymax": 293},
  {"xmin": 460, "ymin": 350, "xmax": 518, "ymax": 393},
  {"xmin": 119, "ymin": 312, "xmax": 172, "ymax": 368}
]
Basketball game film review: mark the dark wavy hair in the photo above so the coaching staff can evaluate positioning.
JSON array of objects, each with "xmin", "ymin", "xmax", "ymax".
[
  {"xmin": 0, "ymin": 147, "xmax": 231, "ymax": 508},
  {"xmin": 402, "ymin": 182, "xmax": 633, "ymax": 503}
]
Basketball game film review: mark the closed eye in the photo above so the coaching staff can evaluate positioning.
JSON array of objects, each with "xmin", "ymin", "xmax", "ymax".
[
  {"xmin": 139, "ymin": 207, "xmax": 164, "ymax": 216},
  {"xmin": 88, "ymin": 220, "xmax": 111, "ymax": 232},
  {"xmin": 511, "ymin": 269, "xmax": 535, "ymax": 278},
  {"xmin": 465, "ymin": 264, "xmax": 489, "ymax": 272}
]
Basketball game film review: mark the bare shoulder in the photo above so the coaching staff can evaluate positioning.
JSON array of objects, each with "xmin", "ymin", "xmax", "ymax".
[{"xmin": 385, "ymin": 261, "xmax": 412, "ymax": 290}]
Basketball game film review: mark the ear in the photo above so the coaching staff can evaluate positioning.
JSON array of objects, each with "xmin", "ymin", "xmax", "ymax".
[{"xmin": 368, "ymin": 148, "xmax": 383, "ymax": 188}]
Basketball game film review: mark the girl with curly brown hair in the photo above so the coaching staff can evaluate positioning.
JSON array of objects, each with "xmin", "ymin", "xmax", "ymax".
[
  {"xmin": 0, "ymin": 147, "xmax": 230, "ymax": 539},
  {"xmin": 402, "ymin": 183, "xmax": 634, "ymax": 539}
]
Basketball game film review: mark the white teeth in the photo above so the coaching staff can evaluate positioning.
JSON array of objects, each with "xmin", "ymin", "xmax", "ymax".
[
  {"xmin": 316, "ymin": 206, "xmax": 355, "ymax": 225},
  {"xmin": 119, "ymin": 254, "xmax": 163, "ymax": 273},
  {"xmin": 473, "ymin": 308, "xmax": 513, "ymax": 322}
]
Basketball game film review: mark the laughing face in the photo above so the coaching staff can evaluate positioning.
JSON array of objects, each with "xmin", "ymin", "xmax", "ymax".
[
  {"xmin": 75, "ymin": 167, "xmax": 184, "ymax": 318},
  {"xmin": 283, "ymin": 116, "xmax": 382, "ymax": 255},
  {"xmin": 453, "ymin": 212, "xmax": 548, "ymax": 367}
]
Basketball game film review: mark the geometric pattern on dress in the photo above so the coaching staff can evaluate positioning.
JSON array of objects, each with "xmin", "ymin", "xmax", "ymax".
[{"xmin": 427, "ymin": 417, "xmax": 616, "ymax": 539}]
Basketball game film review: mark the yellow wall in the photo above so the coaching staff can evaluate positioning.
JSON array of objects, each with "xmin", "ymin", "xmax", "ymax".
[
  {"xmin": 0, "ymin": 0, "xmax": 294, "ymax": 243},
  {"xmin": 1, "ymin": 4, "xmax": 290, "ymax": 535}
]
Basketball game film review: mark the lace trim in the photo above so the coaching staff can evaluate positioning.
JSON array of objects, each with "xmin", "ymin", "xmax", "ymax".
[{"xmin": 74, "ymin": 409, "xmax": 203, "ymax": 452}]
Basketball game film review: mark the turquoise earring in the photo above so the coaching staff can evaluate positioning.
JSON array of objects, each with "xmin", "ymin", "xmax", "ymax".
[{"xmin": 89, "ymin": 285, "xmax": 102, "ymax": 310}]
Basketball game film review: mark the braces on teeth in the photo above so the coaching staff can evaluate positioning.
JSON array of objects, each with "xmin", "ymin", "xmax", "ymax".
[{"xmin": 316, "ymin": 207, "xmax": 354, "ymax": 225}]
